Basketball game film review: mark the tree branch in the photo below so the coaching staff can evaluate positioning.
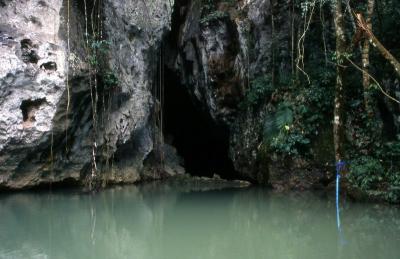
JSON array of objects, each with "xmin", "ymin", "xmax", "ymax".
[{"xmin": 355, "ymin": 12, "xmax": 400, "ymax": 77}]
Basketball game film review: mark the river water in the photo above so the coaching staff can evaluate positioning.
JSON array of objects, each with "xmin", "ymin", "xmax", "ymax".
[{"xmin": 1, "ymin": 182, "xmax": 400, "ymax": 259}]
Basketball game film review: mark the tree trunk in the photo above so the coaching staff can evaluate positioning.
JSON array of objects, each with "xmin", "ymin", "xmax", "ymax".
[
  {"xmin": 356, "ymin": 13, "xmax": 400, "ymax": 78},
  {"xmin": 362, "ymin": 0, "xmax": 375, "ymax": 115},
  {"xmin": 333, "ymin": 0, "xmax": 347, "ymax": 163},
  {"xmin": 369, "ymin": 33, "xmax": 400, "ymax": 77}
]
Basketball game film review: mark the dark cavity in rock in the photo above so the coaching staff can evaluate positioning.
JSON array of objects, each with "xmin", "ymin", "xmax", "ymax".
[
  {"xmin": 162, "ymin": 64, "xmax": 237, "ymax": 179},
  {"xmin": 40, "ymin": 61, "xmax": 57, "ymax": 71},
  {"xmin": 20, "ymin": 98, "xmax": 46, "ymax": 126},
  {"xmin": 21, "ymin": 39, "xmax": 39, "ymax": 64}
]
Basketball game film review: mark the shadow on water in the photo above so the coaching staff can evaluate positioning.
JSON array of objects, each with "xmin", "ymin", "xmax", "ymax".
[{"xmin": 0, "ymin": 185, "xmax": 400, "ymax": 259}]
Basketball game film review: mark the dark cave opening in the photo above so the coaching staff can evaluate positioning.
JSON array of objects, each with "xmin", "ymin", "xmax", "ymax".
[
  {"xmin": 20, "ymin": 98, "xmax": 46, "ymax": 122},
  {"xmin": 158, "ymin": 0, "xmax": 238, "ymax": 180},
  {"xmin": 163, "ymin": 67, "xmax": 237, "ymax": 179}
]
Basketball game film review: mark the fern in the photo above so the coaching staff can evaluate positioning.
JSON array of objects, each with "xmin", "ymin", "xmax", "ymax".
[{"xmin": 263, "ymin": 102, "xmax": 293, "ymax": 143}]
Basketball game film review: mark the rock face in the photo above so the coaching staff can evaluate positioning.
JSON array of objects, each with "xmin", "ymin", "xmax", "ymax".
[
  {"xmin": 0, "ymin": 0, "xmax": 326, "ymax": 189},
  {"xmin": 0, "ymin": 0, "xmax": 182, "ymax": 189},
  {"xmin": 167, "ymin": 0, "xmax": 308, "ymax": 186},
  {"xmin": 0, "ymin": 0, "xmax": 69, "ymax": 188},
  {"xmin": 166, "ymin": 0, "xmax": 245, "ymax": 124},
  {"xmin": 2, "ymin": 0, "xmax": 398, "ymax": 191},
  {"xmin": 163, "ymin": 0, "xmax": 342, "ymax": 189}
]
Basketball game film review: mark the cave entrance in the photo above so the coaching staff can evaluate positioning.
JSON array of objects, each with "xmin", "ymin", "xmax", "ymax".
[
  {"xmin": 157, "ymin": 0, "xmax": 237, "ymax": 179},
  {"xmin": 162, "ymin": 68, "xmax": 237, "ymax": 179}
]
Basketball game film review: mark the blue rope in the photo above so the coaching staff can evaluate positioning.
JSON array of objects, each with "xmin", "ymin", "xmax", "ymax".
[
  {"xmin": 336, "ymin": 169, "xmax": 341, "ymax": 230},
  {"xmin": 336, "ymin": 160, "xmax": 346, "ymax": 236}
]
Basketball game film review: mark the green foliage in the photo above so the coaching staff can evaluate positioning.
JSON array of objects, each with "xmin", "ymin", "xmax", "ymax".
[
  {"xmin": 348, "ymin": 135, "xmax": 400, "ymax": 202},
  {"xmin": 383, "ymin": 136, "xmax": 400, "ymax": 159},
  {"xmin": 269, "ymin": 130, "xmax": 311, "ymax": 156},
  {"xmin": 264, "ymin": 102, "xmax": 294, "ymax": 137},
  {"xmin": 386, "ymin": 170, "xmax": 400, "ymax": 203},
  {"xmin": 263, "ymin": 98, "xmax": 315, "ymax": 157},
  {"xmin": 254, "ymin": 0, "xmax": 400, "ymax": 202},
  {"xmin": 378, "ymin": 136, "xmax": 400, "ymax": 202},
  {"xmin": 264, "ymin": 102, "xmax": 298, "ymax": 156},
  {"xmin": 85, "ymin": 37, "xmax": 119, "ymax": 91},
  {"xmin": 260, "ymin": 67, "xmax": 334, "ymax": 157},
  {"xmin": 240, "ymin": 76, "xmax": 274, "ymax": 109},
  {"xmin": 88, "ymin": 39, "xmax": 111, "ymax": 66},
  {"xmin": 103, "ymin": 72, "xmax": 119, "ymax": 90},
  {"xmin": 349, "ymin": 156, "xmax": 385, "ymax": 191},
  {"xmin": 348, "ymin": 154, "xmax": 400, "ymax": 203}
]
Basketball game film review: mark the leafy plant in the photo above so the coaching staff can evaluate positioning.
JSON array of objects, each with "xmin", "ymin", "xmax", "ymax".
[
  {"xmin": 263, "ymin": 102, "xmax": 313, "ymax": 156},
  {"xmin": 385, "ymin": 166, "xmax": 400, "ymax": 202},
  {"xmin": 264, "ymin": 102, "xmax": 294, "ymax": 141},
  {"xmin": 88, "ymin": 39, "xmax": 111, "ymax": 66},
  {"xmin": 103, "ymin": 72, "xmax": 119, "ymax": 90},
  {"xmin": 260, "ymin": 71, "xmax": 333, "ymax": 157},
  {"xmin": 85, "ymin": 37, "xmax": 119, "ymax": 92},
  {"xmin": 240, "ymin": 75, "xmax": 274, "ymax": 109},
  {"xmin": 349, "ymin": 156, "xmax": 385, "ymax": 191},
  {"xmin": 383, "ymin": 135, "xmax": 400, "ymax": 159}
]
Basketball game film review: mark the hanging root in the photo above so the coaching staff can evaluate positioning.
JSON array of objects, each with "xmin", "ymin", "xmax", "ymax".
[{"xmin": 296, "ymin": 0, "xmax": 317, "ymax": 84}]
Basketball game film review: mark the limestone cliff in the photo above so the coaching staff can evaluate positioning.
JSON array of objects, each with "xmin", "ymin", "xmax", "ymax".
[
  {"xmin": 1, "ymin": 0, "xmax": 399, "ymax": 193},
  {"xmin": 0, "ymin": 0, "xmax": 182, "ymax": 189}
]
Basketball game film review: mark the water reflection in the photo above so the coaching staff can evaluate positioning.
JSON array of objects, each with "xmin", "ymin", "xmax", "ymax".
[{"xmin": 0, "ymin": 184, "xmax": 399, "ymax": 259}]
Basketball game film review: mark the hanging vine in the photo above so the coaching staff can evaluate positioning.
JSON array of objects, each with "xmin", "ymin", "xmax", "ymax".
[
  {"xmin": 81, "ymin": 0, "xmax": 116, "ymax": 190},
  {"xmin": 296, "ymin": 0, "xmax": 318, "ymax": 84}
]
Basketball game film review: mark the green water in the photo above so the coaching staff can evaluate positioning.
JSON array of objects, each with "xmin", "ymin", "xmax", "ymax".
[{"xmin": 1, "ymin": 183, "xmax": 400, "ymax": 259}]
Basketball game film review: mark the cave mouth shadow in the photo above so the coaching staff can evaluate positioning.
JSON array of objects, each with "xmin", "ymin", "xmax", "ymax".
[{"xmin": 163, "ymin": 68, "xmax": 238, "ymax": 179}]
